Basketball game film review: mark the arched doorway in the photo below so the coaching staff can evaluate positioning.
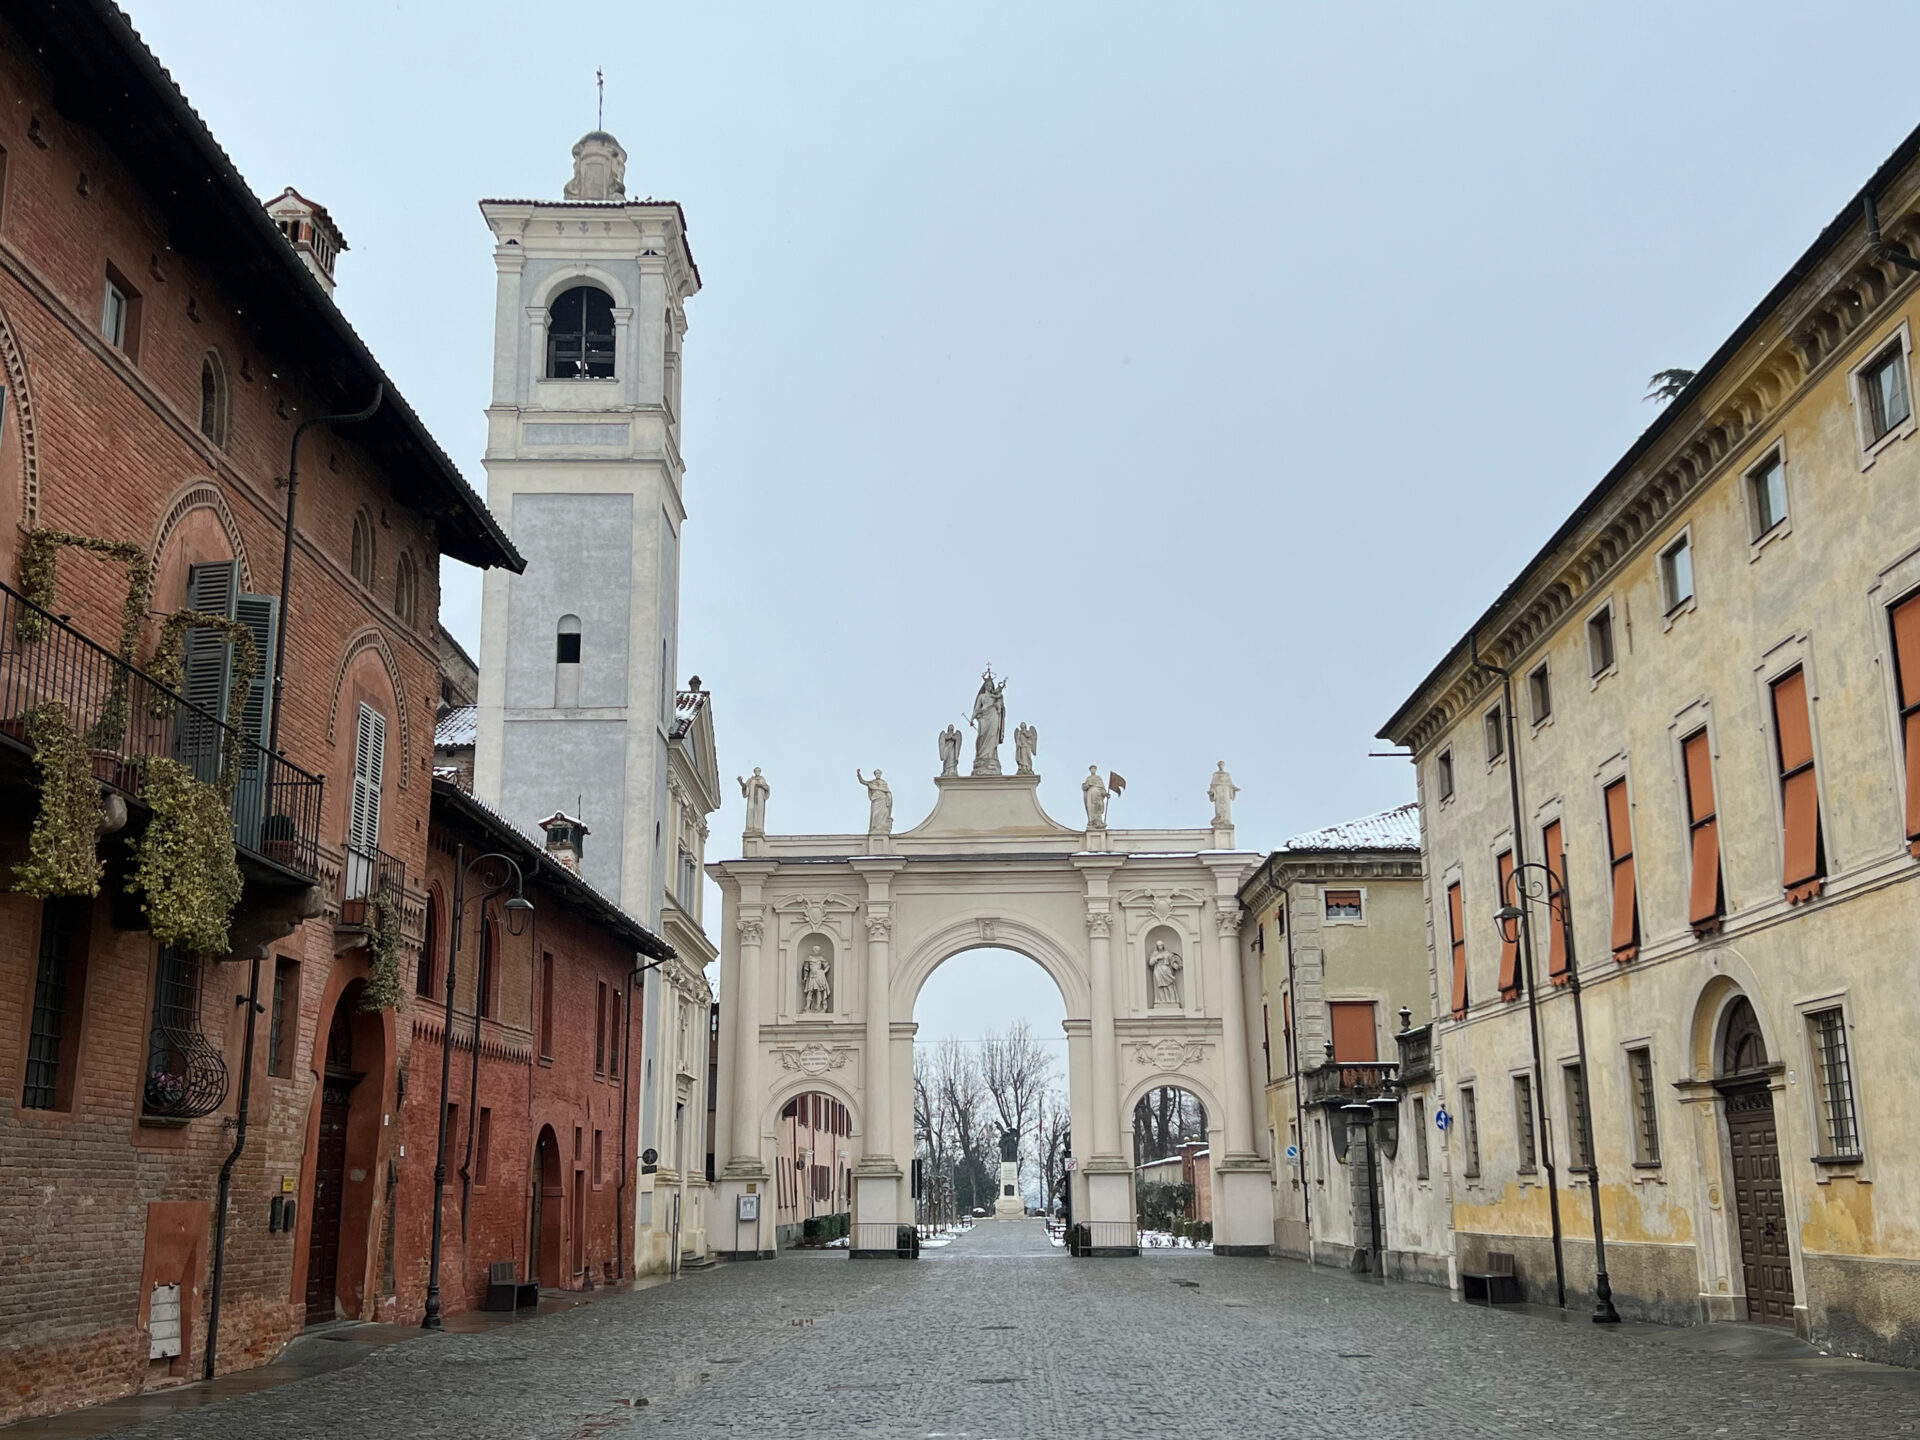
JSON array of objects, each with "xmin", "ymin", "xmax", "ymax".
[
  {"xmin": 531, "ymin": 1125, "xmax": 563, "ymax": 1287},
  {"xmin": 304, "ymin": 979, "xmax": 384, "ymax": 1324},
  {"xmin": 774, "ymin": 1090, "xmax": 854, "ymax": 1246},
  {"xmin": 1716, "ymin": 995, "xmax": 1795, "ymax": 1323},
  {"xmin": 912, "ymin": 947, "xmax": 1069, "ymax": 1238}
]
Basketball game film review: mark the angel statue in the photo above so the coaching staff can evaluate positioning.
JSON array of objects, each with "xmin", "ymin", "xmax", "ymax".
[
  {"xmin": 1014, "ymin": 722, "xmax": 1038, "ymax": 775},
  {"xmin": 938, "ymin": 724, "xmax": 963, "ymax": 777}
]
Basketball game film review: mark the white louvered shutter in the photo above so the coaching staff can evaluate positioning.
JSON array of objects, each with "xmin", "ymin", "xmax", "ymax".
[{"xmin": 349, "ymin": 702, "xmax": 385, "ymax": 856}]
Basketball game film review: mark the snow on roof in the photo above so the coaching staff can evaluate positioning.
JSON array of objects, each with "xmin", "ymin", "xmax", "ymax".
[
  {"xmin": 436, "ymin": 704, "xmax": 477, "ymax": 749},
  {"xmin": 1280, "ymin": 802, "xmax": 1420, "ymax": 854}
]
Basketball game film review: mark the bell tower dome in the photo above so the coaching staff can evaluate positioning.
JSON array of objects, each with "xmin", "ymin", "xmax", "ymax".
[{"xmin": 564, "ymin": 131, "xmax": 627, "ymax": 202}]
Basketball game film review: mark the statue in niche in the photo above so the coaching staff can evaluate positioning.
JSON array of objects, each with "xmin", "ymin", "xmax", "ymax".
[
  {"xmin": 1014, "ymin": 722, "xmax": 1038, "ymax": 775},
  {"xmin": 857, "ymin": 769, "xmax": 893, "ymax": 835},
  {"xmin": 738, "ymin": 768, "xmax": 770, "ymax": 833},
  {"xmin": 1209, "ymin": 762, "xmax": 1239, "ymax": 829},
  {"xmin": 1149, "ymin": 937, "xmax": 1185, "ymax": 1008},
  {"xmin": 1082, "ymin": 765, "xmax": 1109, "ymax": 828},
  {"xmin": 970, "ymin": 669, "xmax": 1007, "ymax": 775},
  {"xmin": 800, "ymin": 942, "xmax": 833, "ymax": 1014},
  {"xmin": 998, "ymin": 1125, "xmax": 1020, "ymax": 1163},
  {"xmin": 938, "ymin": 724, "xmax": 963, "ymax": 778}
]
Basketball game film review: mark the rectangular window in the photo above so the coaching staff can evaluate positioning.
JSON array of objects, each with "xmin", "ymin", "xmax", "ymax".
[
  {"xmin": 1748, "ymin": 451, "xmax": 1788, "ymax": 537},
  {"xmin": 145, "ymin": 948, "xmax": 203, "ymax": 1116},
  {"xmin": 574, "ymin": 1125, "xmax": 583, "ymax": 1161},
  {"xmin": 1513, "ymin": 1075, "xmax": 1537, "ymax": 1173},
  {"xmin": 1808, "ymin": 1008, "xmax": 1861, "ymax": 1160},
  {"xmin": 539, "ymin": 952, "xmax": 554, "ymax": 1060},
  {"xmin": 1413, "ymin": 1096, "xmax": 1429, "ymax": 1180},
  {"xmin": 269, "ymin": 957, "xmax": 299, "ymax": 1078},
  {"xmin": 476, "ymin": 1107, "xmax": 492, "ymax": 1186},
  {"xmin": 1862, "ymin": 340, "xmax": 1912, "ymax": 443},
  {"xmin": 1660, "ymin": 534, "xmax": 1694, "ymax": 613},
  {"xmin": 101, "ymin": 278, "xmax": 128, "ymax": 348},
  {"xmin": 1328, "ymin": 1001, "xmax": 1377, "ymax": 1062},
  {"xmin": 1771, "ymin": 667, "xmax": 1825, "ymax": 903},
  {"xmin": 1628, "ymin": 1046, "xmax": 1661, "ymax": 1166},
  {"xmin": 1323, "ymin": 888, "xmax": 1363, "ymax": 920},
  {"xmin": 608, "ymin": 991, "xmax": 620, "ymax": 1078},
  {"xmin": 593, "ymin": 1128, "xmax": 604, "ymax": 1185},
  {"xmin": 1460, "ymin": 1086, "xmax": 1480, "ymax": 1179},
  {"xmin": 1681, "ymin": 729, "xmax": 1723, "ymax": 935},
  {"xmin": 1437, "ymin": 748, "xmax": 1454, "ymax": 802},
  {"xmin": 22, "ymin": 898, "xmax": 88, "ymax": 1111},
  {"xmin": 1541, "ymin": 820, "xmax": 1572, "ymax": 987},
  {"xmin": 1588, "ymin": 605, "xmax": 1616, "ymax": 677},
  {"xmin": 1495, "ymin": 850, "xmax": 1520, "ymax": 1001},
  {"xmin": 1604, "ymin": 778, "xmax": 1639, "ymax": 962},
  {"xmin": 477, "ymin": 924, "xmax": 495, "ymax": 1020},
  {"xmin": 1484, "ymin": 705, "xmax": 1505, "ymax": 762},
  {"xmin": 1564, "ymin": 1063, "xmax": 1592, "ymax": 1172},
  {"xmin": 1890, "ymin": 592, "xmax": 1920, "ymax": 858},
  {"xmin": 595, "ymin": 980, "xmax": 608, "ymax": 1075},
  {"xmin": 1527, "ymin": 662, "xmax": 1551, "ymax": 724},
  {"xmin": 1446, "ymin": 881, "xmax": 1468, "ymax": 1019},
  {"xmin": 555, "ymin": 630, "xmax": 581, "ymax": 664}
]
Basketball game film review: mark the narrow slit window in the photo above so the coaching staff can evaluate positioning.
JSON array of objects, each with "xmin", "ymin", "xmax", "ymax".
[
  {"xmin": 1808, "ymin": 1008, "xmax": 1861, "ymax": 1160},
  {"xmin": 1564, "ymin": 1063, "xmax": 1592, "ymax": 1172},
  {"xmin": 1527, "ymin": 662, "xmax": 1551, "ymax": 724},
  {"xmin": 1446, "ymin": 881, "xmax": 1469, "ymax": 1019},
  {"xmin": 1436, "ymin": 748, "xmax": 1454, "ymax": 802},
  {"xmin": 1484, "ymin": 705, "xmax": 1505, "ymax": 763},
  {"xmin": 1889, "ymin": 592, "xmax": 1920, "ymax": 858},
  {"xmin": 1628, "ymin": 1047, "xmax": 1660, "ymax": 1165},
  {"xmin": 1747, "ymin": 452, "xmax": 1788, "ymax": 537},
  {"xmin": 1660, "ymin": 534, "xmax": 1694, "ymax": 613},
  {"xmin": 1495, "ymin": 850, "xmax": 1520, "ymax": 1001},
  {"xmin": 1460, "ymin": 1087, "xmax": 1480, "ymax": 1178},
  {"xmin": 1513, "ymin": 1075, "xmax": 1536, "ymax": 1173},
  {"xmin": 1588, "ymin": 606, "xmax": 1616, "ymax": 676},
  {"xmin": 1604, "ymin": 778, "xmax": 1639, "ymax": 962}
]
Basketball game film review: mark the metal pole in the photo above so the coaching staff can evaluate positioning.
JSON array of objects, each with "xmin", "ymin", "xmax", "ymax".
[
  {"xmin": 423, "ymin": 845, "xmax": 462, "ymax": 1330},
  {"xmin": 204, "ymin": 955, "xmax": 263, "ymax": 1378},
  {"xmin": 1556, "ymin": 873, "xmax": 1620, "ymax": 1323}
]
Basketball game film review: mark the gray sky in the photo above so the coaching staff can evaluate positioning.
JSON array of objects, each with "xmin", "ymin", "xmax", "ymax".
[{"xmin": 132, "ymin": 3, "xmax": 1920, "ymax": 1010}]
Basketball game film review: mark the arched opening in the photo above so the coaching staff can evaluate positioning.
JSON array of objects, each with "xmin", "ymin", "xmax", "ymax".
[
  {"xmin": 774, "ymin": 1090, "xmax": 854, "ymax": 1248},
  {"xmin": 1711, "ymin": 990, "xmax": 1796, "ymax": 1325},
  {"xmin": 303, "ymin": 978, "xmax": 386, "ymax": 1324},
  {"xmin": 1132, "ymin": 1085, "xmax": 1212, "ymax": 1248},
  {"xmin": 911, "ymin": 947, "xmax": 1069, "ymax": 1245},
  {"xmin": 416, "ymin": 887, "xmax": 442, "ymax": 999},
  {"xmin": 394, "ymin": 550, "xmax": 417, "ymax": 627},
  {"xmin": 198, "ymin": 350, "xmax": 229, "ymax": 448},
  {"xmin": 349, "ymin": 509, "xmax": 374, "ymax": 588},
  {"xmin": 546, "ymin": 285, "xmax": 615, "ymax": 379},
  {"xmin": 554, "ymin": 614, "xmax": 582, "ymax": 706},
  {"xmin": 531, "ymin": 1124, "xmax": 564, "ymax": 1287}
]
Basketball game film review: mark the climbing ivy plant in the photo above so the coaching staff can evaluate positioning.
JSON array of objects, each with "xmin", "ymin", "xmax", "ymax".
[
  {"xmin": 360, "ymin": 889, "xmax": 404, "ymax": 1012},
  {"xmin": 129, "ymin": 754, "xmax": 244, "ymax": 956},
  {"xmin": 14, "ymin": 527, "xmax": 154, "ymax": 749},
  {"xmin": 11, "ymin": 703, "xmax": 105, "ymax": 898}
]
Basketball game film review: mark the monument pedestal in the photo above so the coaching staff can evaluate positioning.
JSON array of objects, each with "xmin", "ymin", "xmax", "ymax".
[{"xmin": 993, "ymin": 1158, "xmax": 1024, "ymax": 1218}]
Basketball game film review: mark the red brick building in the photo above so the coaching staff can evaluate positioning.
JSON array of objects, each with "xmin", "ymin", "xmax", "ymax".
[
  {"xmin": 0, "ymin": 5, "xmax": 521, "ymax": 1423},
  {"xmin": 395, "ymin": 779, "xmax": 671, "ymax": 1320}
]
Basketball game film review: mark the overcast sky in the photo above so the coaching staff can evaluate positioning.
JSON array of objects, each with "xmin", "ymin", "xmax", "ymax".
[{"xmin": 129, "ymin": 1, "xmax": 1920, "ymax": 1038}]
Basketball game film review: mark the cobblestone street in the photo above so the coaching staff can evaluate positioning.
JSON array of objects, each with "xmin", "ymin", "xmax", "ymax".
[{"xmin": 19, "ymin": 1221, "xmax": 1916, "ymax": 1440}]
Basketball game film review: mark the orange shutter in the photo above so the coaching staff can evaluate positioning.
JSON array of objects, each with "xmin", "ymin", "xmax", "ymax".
[
  {"xmin": 1447, "ymin": 881, "xmax": 1468, "ymax": 1019},
  {"xmin": 1542, "ymin": 820, "xmax": 1570, "ymax": 986},
  {"xmin": 1495, "ymin": 850, "xmax": 1521, "ymax": 1000},
  {"xmin": 1771, "ymin": 668, "xmax": 1824, "ymax": 902},
  {"xmin": 1893, "ymin": 594, "xmax": 1920, "ymax": 857},
  {"xmin": 1329, "ymin": 1001, "xmax": 1378, "ymax": 1062},
  {"xmin": 1681, "ymin": 730, "xmax": 1723, "ymax": 935},
  {"xmin": 1604, "ymin": 779, "xmax": 1639, "ymax": 962}
]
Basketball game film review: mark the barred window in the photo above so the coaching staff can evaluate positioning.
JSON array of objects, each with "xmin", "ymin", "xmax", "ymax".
[
  {"xmin": 1808, "ymin": 1008, "xmax": 1861, "ymax": 1160},
  {"xmin": 1628, "ymin": 1047, "xmax": 1661, "ymax": 1166},
  {"xmin": 1460, "ymin": 1086, "xmax": 1480, "ymax": 1179},
  {"xmin": 1413, "ymin": 1096, "xmax": 1430, "ymax": 1181},
  {"xmin": 1513, "ymin": 1075, "xmax": 1537, "ymax": 1173},
  {"xmin": 23, "ymin": 899, "xmax": 87, "ymax": 1110},
  {"xmin": 1563, "ymin": 1063, "xmax": 1592, "ymax": 1172}
]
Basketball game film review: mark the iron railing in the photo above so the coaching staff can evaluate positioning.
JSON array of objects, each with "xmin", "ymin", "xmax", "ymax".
[
  {"xmin": 851, "ymin": 1221, "xmax": 918, "ymax": 1257},
  {"xmin": 0, "ymin": 580, "xmax": 324, "ymax": 881},
  {"xmin": 1395, "ymin": 1024, "xmax": 1434, "ymax": 1084},
  {"xmin": 142, "ymin": 947, "xmax": 228, "ymax": 1120},
  {"xmin": 1303, "ymin": 1060, "xmax": 1401, "ymax": 1108},
  {"xmin": 1081, "ymin": 1220, "xmax": 1136, "ymax": 1253},
  {"xmin": 340, "ymin": 845, "xmax": 405, "ymax": 927}
]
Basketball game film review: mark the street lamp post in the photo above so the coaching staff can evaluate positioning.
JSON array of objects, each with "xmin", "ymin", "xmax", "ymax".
[
  {"xmin": 423, "ymin": 846, "xmax": 533, "ymax": 1331},
  {"xmin": 1496, "ymin": 861, "xmax": 1621, "ymax": 1325}
]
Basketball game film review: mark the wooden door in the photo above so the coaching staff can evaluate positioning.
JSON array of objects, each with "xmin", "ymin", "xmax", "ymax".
[
  {"xmin": 571, "ymin": 1172, "xmax": 586, "ymax": 1281},
  {"xmin": 1725, "ymin": 1086, "xmax": 1795, "ymax": 1323},
  {"xmin": 304, "ymin": 1077, "xmax": 354, "ymax": 1323}
]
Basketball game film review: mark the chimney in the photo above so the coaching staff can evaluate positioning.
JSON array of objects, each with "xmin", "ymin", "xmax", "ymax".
[
  {"xmin": 537, "ymin": 812, "xmax": 589, "ymax": 875},
  {"xmin": 263, "ymin": 187, "xmax": 348, "ymax": 295}
]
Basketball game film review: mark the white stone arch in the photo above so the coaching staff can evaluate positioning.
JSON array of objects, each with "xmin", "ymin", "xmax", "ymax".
[
  {"xmin": 529, "ymin": 262, "xmax": 633, "ymax": 314},
  {"xmin": 893, "ymin": 914, "xmax": 1089, "ymax": 1020},
  {"xmin": 1119, "ymin": 1068, "xmax": 1225, "ymax": 1145},
  {"xmin": 761, "ymin": 1070, "xmax": 865, "ymax": 1151}
]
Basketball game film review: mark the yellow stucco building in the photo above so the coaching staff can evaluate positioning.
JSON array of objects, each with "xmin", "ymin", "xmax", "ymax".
[{"xmin": 1380, "ymin": 123, "xmax": 1920, "ymax": 1360}]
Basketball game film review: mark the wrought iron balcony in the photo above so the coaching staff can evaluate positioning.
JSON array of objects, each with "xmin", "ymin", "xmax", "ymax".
[
  {"xmin": 1303, "ymin": 1060, "xmax": 1400, "ymax": 1108},
  {"xmin": 0, "ymin": 579, "xmax": 324, "ymax": 883},
  {"xmin": 340, "ymin": 844, "xmax": 405, "ymax": 928},
  {"xmin": 142, "ymin": 947, "xmax": 228, "ymax": 1121},
  {"xmin": 1395, "ymin": 1023, "xmax": 1435, "ymax": 1084}
]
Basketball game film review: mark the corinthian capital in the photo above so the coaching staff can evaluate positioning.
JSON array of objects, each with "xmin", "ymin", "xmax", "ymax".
[
  {"xmin": 737, "ymin": 916, "xmax": 765, "ymax": 945},
  {"xmin": 1086, "ymin": 910, "xmax": 1113, "ymax": 939},
  {"xmin": 1215, "ymin": 908, "xmax": 1242, "ymax": 937},
  {"xmin": 865, "ymin": 911, "xmax": 893, "ymax": 940}
]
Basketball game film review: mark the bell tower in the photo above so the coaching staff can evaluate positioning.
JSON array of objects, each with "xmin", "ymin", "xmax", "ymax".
[{"xmin": 471, "ymin": 132, "xmax": 701, "ymax": 921}]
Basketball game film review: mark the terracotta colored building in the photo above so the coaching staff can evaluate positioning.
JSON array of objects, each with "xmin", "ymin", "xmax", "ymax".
[
  {"xmin": 0, "ymin": 5, "xmax": 521, "ymax": 1423},
  {"xmin": 392, "ymin": 779, "xmax": 672, "ymax": 1320},
  {"xmin": 772, "ymin": 1089, "xmax": 852, "ymax": 1246}
]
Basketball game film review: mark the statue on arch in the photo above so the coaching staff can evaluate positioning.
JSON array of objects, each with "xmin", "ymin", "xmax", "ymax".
[
  {"xmin": 857, "ymin": 769, "xmax": 893, "ymax": 835},
  {"xmin": 1014, "ymin": 722, "xmax": 1038, "ymax": 775},
  {"xmin": 1209, "ymin": 762, "xmax": 1239, "ymax": 829},
  {"xmin": 738, "ymin": 767, "xmax": 770, "ymax": 834},
  {"xmin": 938, "ymin": 724, "xmax": 963, "ymax": 778},
  {"xmin": 800, "ymin": 942, "xmax": 833, "ymax": 1014},
  {"xmin": 1149, "ymin": 937, "xmax": 1184, "ymax": 1008},
  {"xmin": 1082, "ymin": 765, "xmax": 1109, "ymax": 828},
  {"xmin": 970, "ymin": 669, "xmax": 1007, "ymax": 775}
]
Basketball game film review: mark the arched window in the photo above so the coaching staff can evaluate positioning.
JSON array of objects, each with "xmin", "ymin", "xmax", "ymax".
[
  {"xmin": 199, "ymin": 350, "xmax": 230, "ymax": 448},
  {"xmin": 350, "ymin": 509, "xmax": 374, "ymax": 587},
  {"xmin": 417, "ymin": 888, "xmax": 440, "ymax": 998},
  {"xmin": 394, "ymin": 551, "xmax": 417, "ymax": 626},
  {"xmin": 555, "ymin": 614, "xmax": 582, "ymax": 706},
  {"xmin": 546, "ymin": 285, "xmax": 615, "ymax": 379}
]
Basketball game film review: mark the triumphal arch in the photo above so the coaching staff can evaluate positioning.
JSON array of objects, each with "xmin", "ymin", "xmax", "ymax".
[{"xmin": 709, "ymin": 677, "xmax": 1271, "ymax": 1257}]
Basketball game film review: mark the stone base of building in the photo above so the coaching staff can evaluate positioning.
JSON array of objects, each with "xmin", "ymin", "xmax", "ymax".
[
  {"xmin": 1805, "ymin": 1253, "xmax": 1920, "ymax": 1367},
  {"xmin": 1455, "ymin": 1231, "xmax": 1702, "ymax": 1326},
  {"xmin": 714, "ymin": 1249, "xmax": 777, "ymax": 1261},
  {"xmin": 1212, "ymin": 1243, "xmax": 1271, "ymax": 1257}
]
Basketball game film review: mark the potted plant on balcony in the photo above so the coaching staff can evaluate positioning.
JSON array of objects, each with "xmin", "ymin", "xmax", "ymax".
[{"xmin": 144, "ymin": 1063, "xmax": 189, "ymax": 1113}]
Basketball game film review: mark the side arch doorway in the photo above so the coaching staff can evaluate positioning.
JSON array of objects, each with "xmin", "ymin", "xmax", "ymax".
[{"xmin": 531, "ymin": 1125, "xmax": 564, "ymax": 1288}]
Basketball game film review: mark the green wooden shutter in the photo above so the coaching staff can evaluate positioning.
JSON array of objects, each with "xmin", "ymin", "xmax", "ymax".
[
  {"xmin": 228, "ymin": 593, "xmax": 278, "ymax": 851},
  {"xmin": 175, "ymin": 562, "xmax": 238, "ymax": 782}
]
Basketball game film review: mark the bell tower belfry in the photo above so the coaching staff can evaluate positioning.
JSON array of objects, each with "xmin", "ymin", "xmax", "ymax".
[{"xmin": 472, "ymin": 131, "xmax": 701, "ymax": 922}]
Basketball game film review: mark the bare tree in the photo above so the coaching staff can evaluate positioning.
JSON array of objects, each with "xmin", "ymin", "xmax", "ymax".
[
  {"xmin": 1132, "ymin": 1084, "xmax": 1208, "ymax": 1165},
  {"xmin": 931, "ymin": 1037, "xmax": 995, "ymax": 1213},
  {"xmin": 1033, "ymin": 1085, "xmax": 1071, "ymax": 1212}
]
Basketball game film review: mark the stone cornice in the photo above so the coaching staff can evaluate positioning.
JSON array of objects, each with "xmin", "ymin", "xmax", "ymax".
[{"xmin": 1237, "ymin": 853, "xmax": 1423, "ymax": 913}]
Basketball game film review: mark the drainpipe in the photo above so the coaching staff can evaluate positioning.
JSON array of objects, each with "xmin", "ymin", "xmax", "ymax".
[
  {"xmin": 1275, "ymin": 864, "xmax": 1313, "ymax": 1267},
  {"xmin": 1865, "ymin": 195, "xmax": 1920, "ymax": 274},
  {"xmin": 267, "ymin": 386, "xmax": 382, "ymax": 758},
  {"xmin": 204, "ymin": 955, "xmax": 264, "ymax": 1380},
  {"xmin": 1470, "ymin": 635, "xmax": 1567, "ymax": 1308}
]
